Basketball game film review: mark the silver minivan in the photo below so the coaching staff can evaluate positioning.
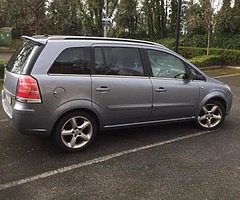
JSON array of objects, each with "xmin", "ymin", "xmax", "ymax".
[{"xmin": 2, "ymin": 36, "xmax": 233, "ymax": 152}]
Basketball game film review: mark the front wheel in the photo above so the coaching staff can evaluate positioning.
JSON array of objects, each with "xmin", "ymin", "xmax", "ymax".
[
  {"xmin": 53, "ymin": 111, "xmax": 97, "ymax": 152},
  {"xmin": 196, "ymin": 100, "xmax": 225, "ymax": 130}
]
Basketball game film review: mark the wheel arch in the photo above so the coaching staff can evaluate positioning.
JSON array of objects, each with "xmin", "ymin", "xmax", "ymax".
[
  {"xmin": 207, "ymin": 97, "xmax": 226, "ymax": 112},
  {"xmin": 198, "ymin": 91, "xmax": 227, "ymax": 116}
]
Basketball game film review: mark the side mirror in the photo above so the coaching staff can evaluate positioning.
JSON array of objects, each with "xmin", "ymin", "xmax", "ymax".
[{"xmin": 185, "ymin": 66, "xmax": 193, "ymax": 80}]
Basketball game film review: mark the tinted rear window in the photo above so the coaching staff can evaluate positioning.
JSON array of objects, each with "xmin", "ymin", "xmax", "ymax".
[
  {"xmin": 6, "ymin": 41, "xmax": 40, "ymax": 74},
  {"xmin": 48, "ymin": 47, "xmax": 90, "ymax": 75},
  {"xmin": 94, "ymin": 47, "xmax": 144, "ymax": 76}
]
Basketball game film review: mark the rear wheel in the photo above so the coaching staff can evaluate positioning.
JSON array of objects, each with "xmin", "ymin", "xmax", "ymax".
[
  {"xmin": 196, "ymin": 100, "xmax": 225, "ymax": 130},
  {"xmin": 53, "ymin": 111, "xmax": 97, "ymax": 152}
]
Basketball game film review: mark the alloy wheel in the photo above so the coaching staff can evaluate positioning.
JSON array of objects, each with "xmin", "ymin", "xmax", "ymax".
[
  {"xmin": 197, "ymin": 102, "xmax": 223, "ymax": 129},
  {"xmin": 60, "ymin": 116, "xmax": 93, "ymax": 149}
]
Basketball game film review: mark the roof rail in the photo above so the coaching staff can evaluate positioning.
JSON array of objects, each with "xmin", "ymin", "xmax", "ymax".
[
  {"xmin": 62, "ymin": 36, "xmax": 164, "ymax": 47},
  {"xmin": 22, "ymin": 35, "xmax": 166, "ymax": 49}
]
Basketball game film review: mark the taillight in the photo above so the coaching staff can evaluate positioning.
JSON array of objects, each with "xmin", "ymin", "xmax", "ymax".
[{"xmin": 16, "ymin": 76, "xmax": 41, "ymax": 103}]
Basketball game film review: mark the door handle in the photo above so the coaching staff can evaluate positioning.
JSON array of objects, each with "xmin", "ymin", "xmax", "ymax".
[
  {"xmin": 155, "ymin": 87, "xmax": 167, "ymax": 92},
  {"xmin": 96, "ymin": 86, "xmax": 111, "ymax": 92}
]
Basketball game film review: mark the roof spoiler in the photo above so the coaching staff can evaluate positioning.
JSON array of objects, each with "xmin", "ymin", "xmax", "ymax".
[{"xmin": 21, "ymin": 36, "xmax": 47, "ymax": 45}]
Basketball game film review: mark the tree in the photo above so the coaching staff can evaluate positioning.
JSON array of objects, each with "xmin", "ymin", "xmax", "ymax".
[
  {"xmin": 232, "ymin": 0, "xmax": 240, "ymax": 33},
  {"xmin": 185, "ymin": 0, "xmax": 213, "ymax": 54},
  {"xmin": 0, "ymin": 0, "xmax": 47, "ymax": 35},
  {"xmin": 114, "ymin": 0, "xmax": 138, "ymax": 37},
  {"xmin": 139, "ymin": 0, "xmax": 167, "ymax": 38},
  {"xmin": 214, "ymin": 0, "xmax": 235, "ymax": 33},
  {"xmin": 86, "ymin": 0, "xmax": 104, "ymax": 36},
  {"xmin": 46, "ymin": 0, "xmax": 83, "ymax": 35},
  {"xmin": 103, "ymin": 0, "xmax": 119, "ymax": 18},
  {"xmin": 168, "ymin": 0, "xmax": 178, "ymax": 36},
  {"xmin": 185, "ymin": 0, "xmax": 213, "ymax": 35},
  {"xmin": 200, "ymin": 0, "xmax": 214, "ymax": 55},
  {"xmin": 25, "ymin": 0, "xmax": 46, "ymax": 34}
]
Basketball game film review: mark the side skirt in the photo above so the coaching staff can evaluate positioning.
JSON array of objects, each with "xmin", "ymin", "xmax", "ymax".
[{"xmin": 103, "ymin": 116, "xmax": 195, "ymax": 129}]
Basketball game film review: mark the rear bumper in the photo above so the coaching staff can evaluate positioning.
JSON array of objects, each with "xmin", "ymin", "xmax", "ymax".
[
  {"xmin": 2, "ymin": 89, "xmax": 12, "ymax": 119},
  {"xmin": 12, "ymin": 104, "xmax": 51, "ymax": 136},
  {"xmin": 2, "ymin": 89, "xmax": 52, "ymax": 136}
]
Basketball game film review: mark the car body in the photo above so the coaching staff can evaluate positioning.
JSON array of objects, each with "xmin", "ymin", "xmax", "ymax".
[{"xmin": 2, "ymin": 35, "xmax": 233, "ymax": 152}]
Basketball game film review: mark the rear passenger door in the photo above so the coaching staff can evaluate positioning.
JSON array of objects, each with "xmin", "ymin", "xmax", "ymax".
[{"xmin": 91, "ymin": 45, "xmax": 152, "ymax": 127}]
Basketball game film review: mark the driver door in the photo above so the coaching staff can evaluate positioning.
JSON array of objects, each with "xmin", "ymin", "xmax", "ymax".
[{"xmin": 146, "ymin": 49, "xmax": 200, "ymax": 120}]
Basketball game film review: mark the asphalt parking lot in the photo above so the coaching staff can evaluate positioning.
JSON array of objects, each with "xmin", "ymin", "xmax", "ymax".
[{"xmin": 0, "ymin": 74, "xmax": 240, "ymax": 200}]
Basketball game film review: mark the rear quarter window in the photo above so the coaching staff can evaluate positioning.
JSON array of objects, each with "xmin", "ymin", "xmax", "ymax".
[
  {"xmin": 48, "ymin": 47, "xmax": 90, "ymax": 75},
  {"xmin": 6, "ymin": 41, "xmax": 41, "ymax": 74}
]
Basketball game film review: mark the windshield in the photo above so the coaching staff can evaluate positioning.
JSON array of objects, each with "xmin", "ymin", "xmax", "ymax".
[{"xmin": 6, "ymin": 41, "xmax": 39, "ymax": 74}]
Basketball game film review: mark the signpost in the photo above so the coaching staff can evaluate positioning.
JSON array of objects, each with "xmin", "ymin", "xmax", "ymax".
[
  {"xmin": 175, "ymin": 0, "xmax": 182, "ymax": 53},
  {"xmin": 102, "ymin": 18, "xmax": 112, "ymax": 37}
]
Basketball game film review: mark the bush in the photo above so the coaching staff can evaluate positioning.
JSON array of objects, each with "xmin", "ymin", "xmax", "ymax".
[
  {"xmin": 180, "ymin": 47, "xmax": 240, "ymax": 67},
  {"xmin": 183, "ymin": 35, "xmax": 208, "ymax": 48},
  {"xmin": 209, "ymin": 34, "xmax": 240, "ymax": 49},
  {"xmin": 156, "ymin": 38, "xmax": 176, "ymax": 50},
  {"xmin": 156, "ymin": 37, "xmax": 187, "ymax": 50},
  {"xmin": 220, "ymin": 49, "xmax": 240, "ymax": 65},
  {"xmin": 178, "ymin": 47, "xmax": 207, "ymax": 58},
  {"xmin": 10, "ymin": 39, "xmax": 22, "ymax": 50},
  {"xmin": 178, "ymin": 47, "xmax": 229, "ymax": 58},
  {"xmin": 0, "ymin": 59, "xmax": 6, "ymax": 78},
  {"xmin": 189, "ymin": 55, "xmax": 224, "ymax": 68},
  {"xmin": 185, "ymin": 34, "xmax": 240, "ymax": 49},
  {"xmin": 157, "ymin": 34, "xmax": 240, "ymax": 50}
]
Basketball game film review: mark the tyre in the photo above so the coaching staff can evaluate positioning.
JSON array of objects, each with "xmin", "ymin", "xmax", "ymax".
[
  {"xmin": 53, "ymin": 111, "xmax": 97, "ymax": 152},
  {"xmin": 196, "ymin": 100, "xmax": 225, "ymax": 130}
]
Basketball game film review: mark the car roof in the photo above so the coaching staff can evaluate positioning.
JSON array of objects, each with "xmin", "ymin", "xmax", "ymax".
[{"xmin": 21, "ymin": 35, "xmax": 168, "ymax": 50}]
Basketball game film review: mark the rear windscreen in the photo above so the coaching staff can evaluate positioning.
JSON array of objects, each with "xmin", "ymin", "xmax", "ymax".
[{"xmin": 6, "ymin": 41, "xmax": 40, "ymax": 74}]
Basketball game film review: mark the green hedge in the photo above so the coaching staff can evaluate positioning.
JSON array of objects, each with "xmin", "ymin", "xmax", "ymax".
[
  {"xmin": 0, "ymin": 60, "xmax": 6, "ymax": 78},
  {"xmin": 179, "ymin": 47, "xmax": 240, "ymax": 66},
  {"xmin": 220, "ymin": 49, "xmax": 240, "ymax": 65},
  {"xmin": 178, "ymin": 47, "xmax": 207, "ymax": 58},
  {"xmin": 178, "ymin": 47, "xmax": 230, "ymax": 58},
  {"xmin": 157, "ymin": 34, "xmax": 240, "ymax": 50},
  {"xmin": 155, "ymin": 38, "xmax": 176, "ymax": 50},
  {"xmin": 181, "ymin": 34, "xmax": 240, "ymax": 49},
  {"xmin": 188, "ymin": 55, "xmax": 224, "ymax": 68},
  {"xmin": 209, "ymin": 34, "xmax": 240, "ymax": 49}
]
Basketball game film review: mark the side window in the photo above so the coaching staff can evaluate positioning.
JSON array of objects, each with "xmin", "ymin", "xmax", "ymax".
[
  {"xmin": 94, "ymin": 47, "xmax": 144, "ymax": 76},
  {"xmin": 147, "ymin": 50, "xmax": 186, "ymax": 79},
  {"xmin": 95, "ymin": 48, "xmax": 106, "ymax": 74},
  {"xmin": 48, "ymin": 47, "xmax": 90, "ymax": 75}
]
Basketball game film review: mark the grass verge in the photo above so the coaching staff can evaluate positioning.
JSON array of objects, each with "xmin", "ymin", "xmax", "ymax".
[{"xmin": 202, "ymin": 67, "xmax": 240, "ymax": 77}]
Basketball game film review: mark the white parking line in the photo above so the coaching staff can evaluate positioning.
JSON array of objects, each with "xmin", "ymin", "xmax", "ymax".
[
  {"xmin": 0, "ymin": 130, "xmax": 212, "ymax": 191},
  {"xmin": 0, "ymin": 119, "xmax": 8, "ymax": 122},
  {"xmin": 213, "ymin": 73, "xmax": 240, "ymax": 79}
]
